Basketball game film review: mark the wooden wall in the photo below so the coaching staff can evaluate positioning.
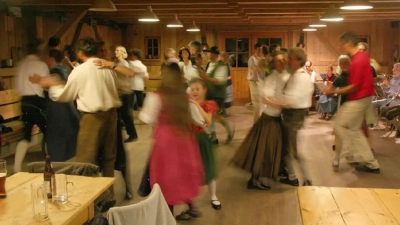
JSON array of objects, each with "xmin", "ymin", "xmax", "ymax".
[
  {"xmin": 0, "ymin": 12, "xmax": 122, "ymax": 91},
  {"xmin": 305, "ymin": 21, "xmax": 395, "ymax": 75},
  {"xmin": 122, "ymin": 22, "xmax": 400, "ymax": 102},
  {"xmin": 125, "ymin": 24, "xmax": 203, "ymax": 79},
  {"xmin": 0, "ymin": 12, "xmax": 122, "ymax": 64}
]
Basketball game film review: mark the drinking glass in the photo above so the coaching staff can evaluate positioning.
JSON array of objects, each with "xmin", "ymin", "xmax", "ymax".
[
  {"xmin": 0, "ymin": 159, "xmax": 6, "ymax": 198},
  {"xmin": 30, "ymin": 182, "xmax": 49, "ymax": 221},
  {"xmin": 51, "ymin": 174, "xmax": 74, "ymax": 204}
]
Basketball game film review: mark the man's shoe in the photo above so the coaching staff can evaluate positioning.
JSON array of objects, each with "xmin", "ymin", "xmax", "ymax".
[
  {"xmin": 303, "ymin": 179, "xmax": 312, "ymax": 186},
  {"xmin": 279, "ymin": 178, "xmax": 299, "ymax": 187},
  {"xmin": 124, "ymin": 136, "xmax": 138, "ymax": 143},
  {"xmin": 355, "ymin": 165, "xmax": 380, "ymax": 174}
]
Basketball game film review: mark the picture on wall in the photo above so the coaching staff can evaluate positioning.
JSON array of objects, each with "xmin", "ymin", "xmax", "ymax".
[{"xmin": 357, "ymin": 36, "xmax": 370, "ymax": 48}]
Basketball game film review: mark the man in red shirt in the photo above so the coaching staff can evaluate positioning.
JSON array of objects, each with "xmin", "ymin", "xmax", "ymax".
[{"xmin": 325, "ymin": 32, "xmax": 380, "ymax": 174}]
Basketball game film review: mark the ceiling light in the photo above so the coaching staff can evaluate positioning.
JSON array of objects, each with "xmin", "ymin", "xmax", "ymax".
[
  {"xmin": 309, "ymin": 14, "xmax": 327, "ymax": 27},
  {"xmin": 138, "ymin": 6, "xmax": 159, "ymax": 22},
  {"xmin": 186, "ymin": 21, "xmax": 200, "ymax": 32},
  {"xmin": 320, "ymin": 4, "xmax": 344, "ymax": 22},
  {"xmin": 167, "ymin": 14, "xmax": 183, "ymax": 28},
  {"xmin": 340, "ymin": 0, "xmax": 373, "ymax": 10},
  {"xmin": 303, "ymin": 28, "xmax": 317, "ymax": 32},
  {"xmin": 89, "ymin": 0, "xmax": 117, "ymax": 12}
]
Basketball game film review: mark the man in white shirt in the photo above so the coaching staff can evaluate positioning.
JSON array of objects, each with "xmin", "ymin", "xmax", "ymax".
[
  {"xmin": 128, "ymin": 49, "xmax": 149, "ymax": 110},
  {"xmin": 40, "ymin": 37, "xmax": 121, "ymax": 196},
  {"xmin": 280, "ymin": 48, "xmax": 314, "ymax": 187},
  {"xmin": 13, "ymin": 38, "xmax": 49, "ymax": 173},
  {"xmin": 247, "ymin": 43, "xmax": 265, "ymax": 123},
  {"xmin": 199, "ymin": 46, "xmax": 234, "ymax": 144}
]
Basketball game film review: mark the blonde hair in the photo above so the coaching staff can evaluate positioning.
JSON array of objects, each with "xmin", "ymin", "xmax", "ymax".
[
  {"xmin": 116, "ymin": 46, "xmax": 128, "ymax": 59},
  {"xmin": 289, "ymin": 47, "xmax": 307, "ymax": 67},
  {"xmin": 337, "ymin": 55, "xmax": 351, "ymax": 74}
]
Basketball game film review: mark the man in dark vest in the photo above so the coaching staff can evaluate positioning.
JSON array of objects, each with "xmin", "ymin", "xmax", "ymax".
[{"xmin": 196, "ymin": 46, "xmax": 234, "ymax": 144}]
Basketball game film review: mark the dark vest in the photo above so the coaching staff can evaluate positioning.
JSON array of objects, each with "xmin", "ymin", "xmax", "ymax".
[{"xmin": 205, "ymin": 61, "xmax": 227, "ymax": 99}]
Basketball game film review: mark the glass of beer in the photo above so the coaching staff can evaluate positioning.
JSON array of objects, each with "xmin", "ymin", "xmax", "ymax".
[{"xmin": 0, "ymin": 159, "xmax": 6, "ymax": 198}]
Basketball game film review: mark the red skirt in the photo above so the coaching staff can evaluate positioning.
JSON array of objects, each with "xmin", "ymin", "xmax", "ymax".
[{"xmin": 149, "ymin": 124, "xmax": 204, "ymax": 205}]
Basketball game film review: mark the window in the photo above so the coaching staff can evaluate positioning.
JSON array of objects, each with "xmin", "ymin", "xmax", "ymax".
[
  {"xmin": 225, "ymin": 38, "xmax": 249, "ymax": 68},
  {"xmin": 145, "ymin": 37, "xmax": 160, "ymax": 59},
  {"xmin": 257, "ymin": 38, "xmax": 282, "ymax": 49}
]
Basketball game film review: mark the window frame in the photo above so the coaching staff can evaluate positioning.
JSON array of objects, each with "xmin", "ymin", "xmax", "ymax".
[{"xmin": 144, "ymin": 36, "xmax": 161, "ymax": 59}]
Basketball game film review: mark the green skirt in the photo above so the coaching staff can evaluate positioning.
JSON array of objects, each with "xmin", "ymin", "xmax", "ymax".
[{"xmin": 195, "ymin": 132, "xmax": 216, "ymax": 184}]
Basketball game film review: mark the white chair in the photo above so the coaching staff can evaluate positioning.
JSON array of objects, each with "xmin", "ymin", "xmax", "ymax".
[{"xmin": 107, "ymin": 184, "xmax": 176, "ymax": 225}]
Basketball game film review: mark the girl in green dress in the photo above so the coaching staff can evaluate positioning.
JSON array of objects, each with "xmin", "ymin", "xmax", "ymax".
[{"xmin": 189, "ymin": 78, "xmax": 222, "ymax": 211}]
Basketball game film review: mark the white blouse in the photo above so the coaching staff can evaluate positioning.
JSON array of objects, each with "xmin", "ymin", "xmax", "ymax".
[
  {"xmin": 139, "ymin": 92, "xmax": 206, "ymax": 127},
  {"xmin": 261, "ymin": 69, "xmax": 290, "ymax": 117},
  {"xmin": 179, "ymin": 61, "xmax": 200, "ymax": 83}
]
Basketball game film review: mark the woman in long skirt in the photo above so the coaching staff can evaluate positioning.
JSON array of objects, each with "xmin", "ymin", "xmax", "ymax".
[{"xmin": 232, "ymin": 51, "xmax": 289, "ymax": 189}]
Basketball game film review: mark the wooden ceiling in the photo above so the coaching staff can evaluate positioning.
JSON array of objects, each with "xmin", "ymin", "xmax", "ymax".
[{"xmin": 1, "ymin": 0, "xmax": 400, "ymax": 26}]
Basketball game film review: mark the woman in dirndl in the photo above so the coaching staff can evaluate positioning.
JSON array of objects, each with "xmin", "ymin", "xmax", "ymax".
[{"xmin": 232, "ymin": 51, "xmax": 289, "ymax": 190}]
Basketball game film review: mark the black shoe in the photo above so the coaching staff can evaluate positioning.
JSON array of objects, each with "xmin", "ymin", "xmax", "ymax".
[
  {"xmin": 261, "ymin": 183, "xmax": 272, "ymax": 189},
  {"xmin": 213, "ymin": 138, "xmax": 219, "ymax": 145},
  {"xmin": 279, "ymin": 178, "xmax": 299, "ymax": 187},
  {"xmin": 247, "ymin": 180, "xmax": 271, "ymax": 190},
  {"xmin": 355, "ymin": 165, "xmax": 380, "ymax": 174},
  {"xmin": 303, "ymin": 179, "xmax": 312, "ymax": 186},
  {"xmin": 100, "ymin": 199, "xmax": 116, "ymax": 213},
  {"xmin": 211, "ymin": 200, "xmax": 222, "ymax": 210},
  {"xmin": 279, "ymin": 169, "xmax": 289, "ymax": 177},
  {"xmin": 124, "ymin": 136, "xmax": 138, "ymax": 143}
]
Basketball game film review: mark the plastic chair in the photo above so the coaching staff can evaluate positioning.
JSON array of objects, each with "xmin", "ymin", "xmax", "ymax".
[{"xmin": 107, "ymin": 184, "xmax": 176, "ymax": 225}]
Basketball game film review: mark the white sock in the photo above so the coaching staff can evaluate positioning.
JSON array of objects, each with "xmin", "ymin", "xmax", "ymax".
[
  {"xmin": 208, "ymin": 180, "xmax": 220, "ymax": 204},
  {"xmin": 13, "ymin": 140, "xmax": 29, "ymax": 173}
]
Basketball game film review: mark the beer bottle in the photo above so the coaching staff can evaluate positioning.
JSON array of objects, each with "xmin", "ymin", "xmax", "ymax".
[{"xmin": 44, "ymin": 156, "xmax": 54, "ymax": 199}]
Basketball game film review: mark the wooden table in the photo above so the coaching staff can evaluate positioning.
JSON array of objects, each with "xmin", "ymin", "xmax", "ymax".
[
  {"xmin": 298, "ymin": 186, "xmax": 400, "ymax": 225},
  {"xmin": 0, "ymin": 172, "xmax": 115, "ymax": 225}
]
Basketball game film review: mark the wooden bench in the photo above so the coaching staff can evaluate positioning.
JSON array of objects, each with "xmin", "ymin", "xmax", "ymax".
[
  {"xmin": 298, "ymin": 186, "xmax": 400, "ymax": 225},
  {"xmin": 0, "ymin": 89, "xmax": 42, "ymax": 156}
]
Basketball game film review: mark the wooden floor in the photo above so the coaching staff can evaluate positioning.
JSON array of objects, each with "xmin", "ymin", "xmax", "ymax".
[{"xmin": 6, "ymin": 105, "xmax": 400, "ymax": 225}]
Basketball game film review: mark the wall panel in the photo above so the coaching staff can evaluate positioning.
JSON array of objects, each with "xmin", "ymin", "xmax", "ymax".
[
  {"xmin": 0, "ymin": 13, "xmax": 122, "ymax": 65},
  {"xmin": 306, "ymin": 22, "xmax": 393, "ymax": 74}
]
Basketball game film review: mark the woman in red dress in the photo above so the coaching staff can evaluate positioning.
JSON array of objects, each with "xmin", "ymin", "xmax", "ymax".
[{"xmin": 139, "ymin": 63, "xmax": 205, "ymax": 218}]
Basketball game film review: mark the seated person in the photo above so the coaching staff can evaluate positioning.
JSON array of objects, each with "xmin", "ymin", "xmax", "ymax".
[
  {"xmin": 317, "ymin": 66, "xmax": 337, "ymax": 120},
  {"xmin": 372, "ymin": 63, "xmax": 400, "ymax": 116},
  {"xmin": 384, "ymin": 104, "xmax": 400, "ymax": 138}
]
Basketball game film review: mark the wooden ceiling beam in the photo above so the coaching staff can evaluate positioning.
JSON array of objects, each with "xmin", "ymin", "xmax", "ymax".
[{"xmin": 3, "ymin": 0, "xmax": 400, "ymax": 6}]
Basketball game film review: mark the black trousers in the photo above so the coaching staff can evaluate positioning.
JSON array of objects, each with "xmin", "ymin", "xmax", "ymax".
[
  {"xmin": 21, "ymin": 96, "xmax": 47, "ymax": 142},
  {"xmin": 132, "ymin": 90, "xmax": 144, "ymax": 109},
  {"xmin": 117, "ymin": 94, "xmax": 138, "ymax": 138}
]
